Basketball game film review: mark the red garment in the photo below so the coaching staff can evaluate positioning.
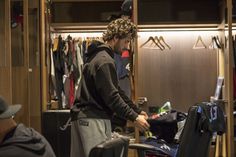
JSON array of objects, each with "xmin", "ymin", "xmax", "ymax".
[
  {"xmin": 15, "ymin": 15, "xmax": 23, "ymax": 26},
  {"xmin": 69, "ymin": 73, "xmax": 75, "ymax": 108},
  {"xmin": 121, "ymin": 50, "xmax": 129, "ymax": 58},
  {"xmin": 69, "ymin": 40, "xmax": 77, "ymax": 108}
]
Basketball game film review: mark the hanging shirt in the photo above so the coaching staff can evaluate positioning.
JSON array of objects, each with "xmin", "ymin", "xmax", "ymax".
[{"xmin": 114, "ymin": 50, "xmax": 130, "ymax": 79}]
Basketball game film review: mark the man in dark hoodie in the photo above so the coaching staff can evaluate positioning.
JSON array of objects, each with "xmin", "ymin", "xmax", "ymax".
[
  {"xmin": 70, "ymin": 18, "xmax": 150, "ymax": 157},
  {"xmin": 0, "ymin": 96, "xmax": 56, "ymax": 157}
]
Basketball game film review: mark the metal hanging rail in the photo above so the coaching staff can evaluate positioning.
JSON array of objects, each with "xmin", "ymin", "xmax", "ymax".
[
  {"xmin": 50, "ymin": 23, "xmax": 107, "ymax": 33},
  {"xmin": 138, "ymin": 24, "xmax": 222, "ymax": 31}
]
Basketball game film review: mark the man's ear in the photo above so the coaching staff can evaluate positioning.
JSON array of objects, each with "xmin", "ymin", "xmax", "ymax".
[{"xmin": 113, "ymin": 36, "xmax": 119, "ymax": 42}]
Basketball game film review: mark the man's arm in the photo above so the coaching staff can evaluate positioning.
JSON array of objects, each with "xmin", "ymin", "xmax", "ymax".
[
  {"xmin": 118, "ymin": 86, "xmax": 148, "ymax": 119},
  {"xmin": 94, "ymin": 62, "xmax": 149, "ymax": 131},
  {"xmin": 95, "ymin": 62, "xmax": 138, "ymax": 121},
  {"xmin": 118, "ymin": 86, "xmax": 142, "ymax": 114}
]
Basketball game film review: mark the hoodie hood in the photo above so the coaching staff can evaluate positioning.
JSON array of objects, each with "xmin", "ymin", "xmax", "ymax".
[
  {"xmin": 1, "ymin": 124, "xmax": 46, "ymax": 154},
  {"xmin": 85, "ymin": 40, "xmax": 114, "ymax": 62}
]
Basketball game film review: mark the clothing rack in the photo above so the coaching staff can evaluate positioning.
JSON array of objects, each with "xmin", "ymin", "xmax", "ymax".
[{"xmin": 50, "ymin": 33, "xmax": 104, "ymax": 110}]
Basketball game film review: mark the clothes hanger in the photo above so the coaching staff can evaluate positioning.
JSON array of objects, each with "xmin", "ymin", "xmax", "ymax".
[
  {"xmin": 61, "ymin": 35, "xmax": 70, "ymax": 55},
  {"xmin": 86, "ymin": 37, "xmax": 92, "ymax": 50},
  {"xmin": 158, "ymin": 36, "xmax": 171, "ymax": 50},
  {"xmin": 225, "ymin": 35, "xmax": 228, "ymax": 49},
  {"xmin": 212, "ymin": 36, "xmax": 222, "ymax": 49},
  {"xmin": 66, "ymin": 35, "xmax": 72, "ymax": 42},
  {"xmin": 217, "ymin": 36, "xmax": 223, "ymax": 49},
  {"xmin": 193, "ymin": 35, "xmax": 207, "ymax": 49},
  {"xmin": 208, "ymin": 36, "xmax": 217, "ymax": 49},
  {"xmin": 74, "ymin": 37, "xmax": 79, "ymax": 42},
  {"xmin": 64, "ymin": 42, "xmax": 69, "ymax": 55},
  {"xmin": 53, "ymin": 37, "xmax": 59, "ymax": 52},
  {"xmin": 140, "ymin": 36, "xmax": 161, "ymax": 49},
  {"xmin": 147, "ymin": 36, "xmax": 163, "ymax": 50},
  {"xmin": 154, "ymin": 36, "xmax": 165, "ymax": 50},
  {"xmin": 74, "ymin": 37, "xmax": 82, "ymax": 46}
]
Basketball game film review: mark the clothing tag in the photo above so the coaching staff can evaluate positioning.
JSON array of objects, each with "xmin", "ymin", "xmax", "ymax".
[
  {"xmin": 79, "ymin": 120, "xmax": 89, "ymax": 126},
  {"xmin": 210, "ymin": 106, "xmax": 218, "ymax": 121}
]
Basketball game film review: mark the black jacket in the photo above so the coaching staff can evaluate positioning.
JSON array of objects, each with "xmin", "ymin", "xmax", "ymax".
[
  {"xmin": 197, "ymin": 102, "xmax": 226, "ymax": 135},
  {"xmin": 74, "ymin": 40, "xmax": 140, "ymax": 121},
  {"xmin": 0, "ymin": 124, "xmax": 56, "ymax": 157}
]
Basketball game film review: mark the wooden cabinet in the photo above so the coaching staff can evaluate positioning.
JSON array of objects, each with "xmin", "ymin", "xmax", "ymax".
[
  {"xmin": 134, "ymin": 0, "xmax": 224, "ymax": 112},
  {"xmin": 138, "ymin": 0, "xmax": 221, "ymax": 24},
  {"xmin": 0, "ymin": 0, "xmax": 11, "ymax": 102},
  {"xmin": 133, "ymin": 0, "xmax": 234, "ymax": 156},
  {"xmin": 51, "ymin": 1, "xmax": 123, "ymax": 23},
  {"xmin": 0, "ymin": 0, "xmax": 41, "ymax": 132}
]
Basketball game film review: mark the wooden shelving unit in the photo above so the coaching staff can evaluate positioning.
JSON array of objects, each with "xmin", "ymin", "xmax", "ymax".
[{"xmin": 0, "ymin": 0, "xmax": 41, "ymax": 132}]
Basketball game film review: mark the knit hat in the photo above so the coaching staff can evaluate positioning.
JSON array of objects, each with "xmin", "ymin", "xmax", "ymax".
[
  {"xmin": 103, "ymin": 18, "xmax": 137, "ymax": 42},
  {"xmin": 0, "ymin": 96, "xmax": 21, "ymax": 119}
]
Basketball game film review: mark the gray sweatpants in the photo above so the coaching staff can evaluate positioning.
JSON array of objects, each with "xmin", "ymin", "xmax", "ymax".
[{"xmin": 70, "ymin": 118, "xmax": 112, "ymax": 157}]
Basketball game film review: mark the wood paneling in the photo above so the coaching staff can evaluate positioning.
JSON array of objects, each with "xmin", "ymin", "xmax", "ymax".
[
  {"xmin": 225, "ymin": 0, "xmax": 234, "ymax": 155},
  {"xmin": 12, "ymin": 67, "xmax": 29, "ymax": 125},
  {"xmin": 0, "ymin": 0, "xmax": 6, "ymax": 67},
  {"xmin": 0, "ymin": 0, "xmax": 12, "ymax": 103},
  {"xmin": 29, "ymin": 68, "xmax": 41, "ymax": 132},
  {"xmin": 11, "ymin": 0, "xmax": 41, "ymax": 131},
  {"xmin": 137, "ymin": 31, "xmax": 218, "ymax": 112},
  {"xmin": 29, "ymin": 5, "xmax": 41, "ymax": 132},
  {"xmin": 11, "ymin": 25, "xmax": 24, "ymax": 66},
  {"xmin": 41, "ymin": 0, "xmax": 48, "ymax": 111},
  {"xmin": 0, "ymin": 69, "xmax": 11, "ymax": 102},
  {"xmin": 10, "ymin": 0, "xmax": 29, "ymax": 126}
]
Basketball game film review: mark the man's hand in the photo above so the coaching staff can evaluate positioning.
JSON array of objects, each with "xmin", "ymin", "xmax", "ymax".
[
  {"xmin": 134, "ymin": 115, "xmax": 150, "ymax": 132},
  {"xmin": 140, "ymin": 111, "xmax": 148, "ymax": 120}
]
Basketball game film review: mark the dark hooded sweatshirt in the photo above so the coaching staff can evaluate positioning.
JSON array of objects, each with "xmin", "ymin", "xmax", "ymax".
[
  {"xmin": 0, "ymin": 124, "xmax": 55, "ymax": 157},
  {"xmin": 74, "ymin": 40, "xmax": 141, "ymax": 121}
]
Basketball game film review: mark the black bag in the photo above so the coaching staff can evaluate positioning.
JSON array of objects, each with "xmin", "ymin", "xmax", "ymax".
[
  {"xmin": 129, "ymin": 103, "xmax": 225, "ymax": 157},
  {"xmin": 147, "ymin": 111, "xmax": 179, "ymax": 143}
]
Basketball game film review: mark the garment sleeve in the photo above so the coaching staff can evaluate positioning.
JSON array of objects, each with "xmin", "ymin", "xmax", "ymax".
[
  {"xmin": 94, "ymin": 62, "xmax": 138, "ymax": 121},
  {"xmin": 118, "ymin": 86, "xmax": 142, "ymax": 114}
]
